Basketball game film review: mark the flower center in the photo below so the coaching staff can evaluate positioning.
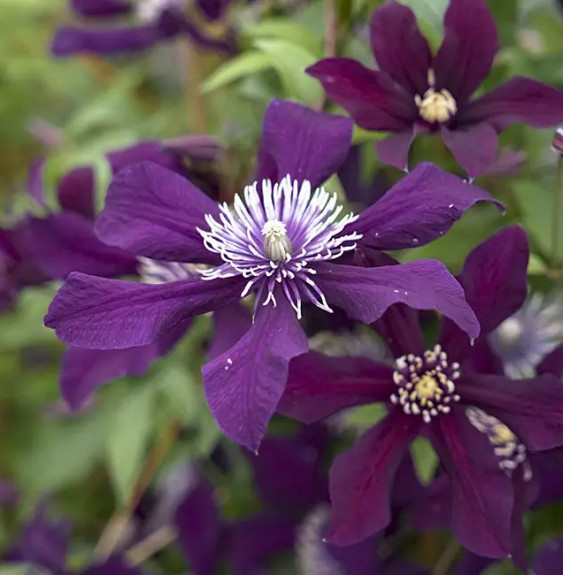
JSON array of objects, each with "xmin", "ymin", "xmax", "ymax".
[
  {"xmin": 136, "ymin": 0, "xmax": 181, "ymax": 22},
  {"xmin": 391, "ymin": 345, "xmax": 461, "ymax": 423},
  {"xmin": 261, "ymin": 220, "xmax": 292, "ymax": 262},
  {"xmin": 414, "ymin": 69, "xmax": 457, "ymax": 124},
  {"xmin": 466, "ymin": 407, "xmax": 531, "ymax": 479}
]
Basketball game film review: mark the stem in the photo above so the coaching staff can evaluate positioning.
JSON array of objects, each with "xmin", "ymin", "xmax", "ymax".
[
  {"xmin": 126, "ymin": 525, "xmax": 177, "ymax": 565},
  {"xmin": 316, "ymin": 0, "xmax": 338, "ymax": 111},
  {"xmin": 181, "ymin": 38, "xmax": 209, "ymax": 133},
  {"xmin": 432, "ymin": 539, "xmax": 461, "ymax": 575},
  {"xmin": 94, "ymin": 421, "xmax": 182, "ymax": 560},
  {"xmin": 551, "ymin": 156, "xmax": 563, "ymax": 270}
]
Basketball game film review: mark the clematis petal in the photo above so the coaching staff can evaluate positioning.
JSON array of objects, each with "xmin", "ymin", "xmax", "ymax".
[
  {"xmin": 534, "ymin": 538, "xmax": 563, "ymax": 575},
  {"xmin": 95, "ymin": 161, "xmax": 221, "ymax": 264},
  {"xmin": 349, "ymin": 162, "xmax": 502, "ymax": 251},
  {"xmin": 430, "ymin": 412, "xmax": 513, "ymax": 558},
  {"xmin": 433, "ymin": 0, "xmax": 498, "ymax": 102},
  {"xmin": 27, "ymin": 212, "xmax": 138, "ymax": 280},
  {"xmin": 175, "ymin": 480, "xmax": 222, "ymax": 575},
  {"xmin": 327, "ymin": 411, "xmax": 421, "ymax": 545},
  {"xmin": 56, "ymin": 167, "xmax": 96, "ymax": 219},
  {"xmin": 531, "ymin": 447, "xmax": 563, "ymax": 507},
  {"xmin": 202, "ymin": 295, "xmax": 309, "ymax": 451},
  {"xmin": 372, "ymin": 303, "xmax": 425, "ymax": 358},
  {"xmin": 383, "ymin": 562, "xmax": 430, "ymax": 575},
  {"xmin": 538, "ymin": 343, "xmax": 563, "ymax": 376},
  {"xmin": 458, "ymin": 373, "xmax": 563, "ymax": 451},
  {"xmin": 440, "ymin": 226, "xmax": 528, "ymax": 359},
  {"xmin": 82, "ymin": 559, "xmax": 144, "ymax": 575},
  {"xmin": 410, "ymin": 475, "xmax": 451, "ymax": 531},
  {"xmin": 441, "ymin": 123, "xmax": 498, "ymax": 178},
  {"xmin": 70, "ymin": 0, "xmax": 131, "ymax": 17},
  {"xmin": 462, "ymin": 77, "xmax": 563, "ymax": 131},
  {"xmin": 256, "ymin": 99, "xmax": 353, "ymax": 189},
  {"xmin": 277, "ymin": 351, "xmax": 395, "ymax": 424},
  {"xmin": 61, "ymin": 319, "xmax": 189, "ymax": 409},
  {"xmin": 370, "ymin": 2, "xmax": 431, "ymax": 95},
  {"xmin": 307, "ymin": 58, "xmax": 418, "ymax": 131},
  {"xmin": 315, "ymin": 260, "xmax": 480, "ymax": 339},
  {"xmin": 208, "ymin": 303, "xmax": 252, "ymax": 361},
  {"xmin": 375, "ymin": 128, "xmax": 417, "ymax": 172},
  {"xmin": 45, "ymin": 272, "xmax": 243, "ymax": 349},
  {"xmin": 453, "ymin": 554, "xmax": 497, "ymax": 575}
]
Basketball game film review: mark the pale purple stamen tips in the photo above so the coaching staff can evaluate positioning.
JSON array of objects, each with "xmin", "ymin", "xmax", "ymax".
[{"xmin": 198, "ymin": 176, "xmax": 362, "ymax": 319}]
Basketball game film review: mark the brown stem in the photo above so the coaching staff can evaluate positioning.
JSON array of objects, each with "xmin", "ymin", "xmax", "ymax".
[
  {"xmin": 432, "ymin": 540, "xmax": 461, "ymax": 575},
  {"xmin": 126, "ymin": 525, "xmax": 177, "ymax": 565},
  {"xmin": 316, "ymin": 0, "xmax": 338, "ymax": 111}
]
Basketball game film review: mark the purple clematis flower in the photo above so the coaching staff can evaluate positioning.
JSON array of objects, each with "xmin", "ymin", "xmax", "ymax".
[
  {"xmin": 45, "ymin": 99, "xmax": 499, "ymax": 450},
  {"xmin": 278, "ymin": 226, "xmax": 563, "ymax": 561},
  {"xmin": 52, "ymin": 0, "xmax": 236, "ymax": 57},
  {"xmin": 308, "ymin": 0, "xmax": 563, "ymax": 177}
]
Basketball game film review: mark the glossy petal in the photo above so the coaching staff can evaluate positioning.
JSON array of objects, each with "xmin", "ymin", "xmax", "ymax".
[
  {"xmin": 433, "ymin": 0, "xmax": 498, "ymax": 102},
  {"xmin": 462, "ymin": 77, "xmax": 563, "ymax": 131},
  {"xmin": 278, "ymin": 351, "xmax": 395, "ymax": 424},
  {"xmin": 327, "ymin": 411, "xmax": 421, "ymax": 545},
  {"xmin": 430, "ymin": 412, "xmax": 512, "ymax": 558},
  {"xmin": 61, "ymin": 319, "xmax": 189, "ymax": 408},
  {"xmin": 27, "ymin": 212, "xmax": 138, "ymax": 280},
  {"xmin": 534, "ymin": 538, "xmax": 563, "ymax": 575},
  {"xmin": 45, "ymin": 272, "xmax": 243, "ymax": 349},
  {"xmin": 95, "ymin": 161, "xmax": 220, "ymax": 264},
  {"xmin": 349, "ymin": 162, "xmax": 502, "ymax": 250},
  {"xmin": 208, "ymin": 303, "xmax": 252, "ymax": 361},
  {"xmin": 307, "ymin": 58, "xmax": 418, "ymax": 131},
  {"xmin": 440, "ymin": 226, "xmax": 528, "ymax": 359},
  {"xmin": 375, "ymin": 129, "xmax": 416, "ymax": 171},
  {"xmin": 441, "ymin": 122, "xmax": 498, "ymax": 178},
  {"xmin": 175, "ymin": 480, "xmax": 222, "ymax": 575},
  {"xmin": 538, "ymin": 343, "xmax": 563, "ymax": 377},
  {"xmin": 370, "ymin": 2, "xmax": 431, "ymax": 95},
  {"xmin": 70, "ymin": 0, "xmax": 131, "ymax": 17},
  {"xmin": 315, "ymin": 260, "xmax": 480, "ymax": 339},
  {"xmin": 458, "ymin": 373, "xmax": 563, "ymax": 451},
  {"xmin": 202, "ymin": 295, "xmax": 309, "ymax": 450},
  {"xmin": 256, "ymin": 99, "xmax": 353, "ymax": 189}
]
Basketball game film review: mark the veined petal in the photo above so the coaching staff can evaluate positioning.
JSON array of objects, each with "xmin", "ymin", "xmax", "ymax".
[
  {"xmin": 370, "ymin": 2, "xmax": 431, "ymax": 95},
  {"xmin": 208, "ymin": 303, "xmax": 252, "ymax": 361},
  {"xmin": 256, "ymin": 99, "xmax": 353, "ymax": 190},
  {"xmin": 315, "ymin": 260, "xmax": 480, "ymax": 339},
  {"xmin": 202, "ymin": 295, "xmax": 308, "ymax": 451},
  {"xmin": 96, "ymin": 161, "xmax": 221, "ymax": 264},
  {"xmin": 461, "ymin": 77, "xmax": 563, "ymax": 131},
  {"xmin": 307, "ymin": 58, "xmax": 418, "ymax": 132},
  {"xmin": 327, "ymin": 411, "xmax": 421, "ymax": 545},
  {"xmin": 458, "ymin": 373, "xmax": 563, "ymax": 451},
  {"xmin": 430, "ymin": 412, "xmax": 513, "ymax": 558},
  {"xmin": 45, "ymin": 272, "xmax": 243, "ymax": 349},
  {"xmin": 440, "ymin": 226, "xmax": 529, "ymax": 359},
  {"xmin": 349, "ymin": 162, "xmax": 502, "ymax": 250},
  {"xmin": 433, "ymin": 0, "xmax": 498, "ymax": 103},
  {"xmin": 277, "ymin": 351, "xmax": 395, "ymax": 424}
]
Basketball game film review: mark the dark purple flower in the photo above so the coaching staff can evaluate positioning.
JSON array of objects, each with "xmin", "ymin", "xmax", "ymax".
[
  {"xmin": 308, "ymin": 0, "xmax": 563, "ymax": 177},
  {"xmin": 52, "ymin": 0, "xmax": 236, "ymax": 57},
  {"xmin": 279, "ymin": 226, "xmax": 563, "ymax": 561},
  {"xmin": 45, "ymin": 99, "xmax": 499, "ymax": 450}
]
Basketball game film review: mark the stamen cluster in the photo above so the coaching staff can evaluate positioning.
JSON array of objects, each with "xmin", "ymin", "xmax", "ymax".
[
  {"xmin": 391, "ymin": 344, "xmax": 461, "ymax": 423},
  {"xmin": 415, "ymin": 69, "xmax": 458, "ymax": 124}
]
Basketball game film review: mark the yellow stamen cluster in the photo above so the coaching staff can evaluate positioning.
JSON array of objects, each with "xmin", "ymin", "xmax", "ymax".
[{"xmin": 415, "ymin": 68, "xmax": 458, "ymax": 124}]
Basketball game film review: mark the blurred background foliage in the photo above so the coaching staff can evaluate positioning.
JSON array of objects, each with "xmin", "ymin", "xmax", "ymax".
[{"xmin": 0, "ymin": 0, "xmax": 562, "ymax": 573}]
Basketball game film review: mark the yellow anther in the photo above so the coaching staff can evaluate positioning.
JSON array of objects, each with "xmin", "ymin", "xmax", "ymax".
[
  {"xmin": 414, "ymin": 373, "xmax": 439, "ymax": 401},
  {"xmin": 491, "ymin": 423, "xmax": 516, "ymax": 445},
  {"xmin": 415, "ymin": 89, "xmax": 458, "ymax": 124}
]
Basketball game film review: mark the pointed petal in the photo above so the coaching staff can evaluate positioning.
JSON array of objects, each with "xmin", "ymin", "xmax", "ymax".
[
  {"xmin": 462, "ymin": 77, "xmax": 563, "ymax": 130},
  {"xmin": 372, "ymin": 303, "xmax": 425, "ymax": 358},
  {"xmin": 95, "ymin": 161, "xmax": 220, "ymax": 264},
  {"xmin": 458, "ymin": 373, "xmax": 563, "ymax": 451},
  {"xmin": 45, "ymin": 272, "xmax": 243, "ymax": 349},
  {"xmin": 410, "ymin": 475, "xmax": 451, "ymax": 530},
  {"xmin": 277, "ymin": 351, "xmax": 395, "ymax": 424},
  {"xmin": 433, "ymin": 0, "xmax": 498, "ymax": 102},
  {"xmin": 307, "ymin": 58, "xmax": 418, "ymax": 131},
  {"xmin": 57, "ymin": 167, "xmax": 95, "ymax": 219},
  {"xmin": 256, "ymin": 99, "xmax": 353, "ymax": 189},
  {"xmin": 440, "ymin": 226, "xmax": 528, "ymax": 358},
  {"xmin": 315, "ymin": 260, "xmax": 480, "ymax": 339},
  {"xmin": 430, "ymin": 412, "xmax": 513, "ymax": 558},
  {"xmin": 27, "ymin": 212, "xmax": 138, "ymax": 280},
  {"xmin": 208, "ymin": 303, "xmax": 252, "ymax": 361},
  {"xmin": 175, "ymin": 480, "xmax": 222, "ymax": 575},
  {"xmin": 350, "ymin": 162, "xmax": 502, "ymax": 250},
  {"xmin": 538, "ymin": 343, "xmax": 563, "ymax": 377},
  {"xmin": 370, "ymin": 2, "xmax": 431, "ymax": 95},
  {"xmin": 535, "ymin": 538, "xmax": 563, "ymax": 575},
  {"xmin": 441, "ymin": 123, "xmax": 498, "ymax": 178},
  {"xmin": 375, "ymin": 129, "xmax": 416, "ymax": 171},
  {"xmin": 327, "ymin": 411, "xmax": 420, "ymax": 545},
  {"xmin": 202, "ymin": 296, "xmax": 308, "ymax": 450}
]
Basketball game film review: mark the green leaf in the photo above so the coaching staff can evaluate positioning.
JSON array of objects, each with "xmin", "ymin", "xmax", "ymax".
[
  {"xmin": 106, "ymin": 385, "xmax": 156, "ymax": 505},
  {"xmin": 410, "ymin": 437, "xmax": 439, "ymax": 485},
  {"xmin": 201, "ymin": 51, "xmax": 273, "ymax": 94},
  {"xmin": 254, "ymin": 39, "xmax": 323, "ymax": 107},
  {"xmin": 341, "ymin": 404, "xmax": 387, "ymax": 431},
  {"xmin": 0, "ymin": 565, "xmax": 34, "ymax": 575}
]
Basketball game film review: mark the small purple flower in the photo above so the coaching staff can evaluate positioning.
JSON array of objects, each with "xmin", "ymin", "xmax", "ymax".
[
  {"xmin": 307, "ymin": 0, "xmax": 563, "ymax": 177},
  {"xmin": 52, "ymin": 0, "xmax": 236, "ymax": 57},
  {"xmin": 44, "ymin": 99, "xmax": 500, "ymax": 450},
  {"xmin": 279, "ymin": 226, "xmax": 563, "ymax": 561}
]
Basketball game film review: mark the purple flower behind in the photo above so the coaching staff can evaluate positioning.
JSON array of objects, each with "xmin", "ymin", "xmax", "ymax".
[{"xmin": 308, "ymin": 0, "xmax": 563, "ymax": 177}]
